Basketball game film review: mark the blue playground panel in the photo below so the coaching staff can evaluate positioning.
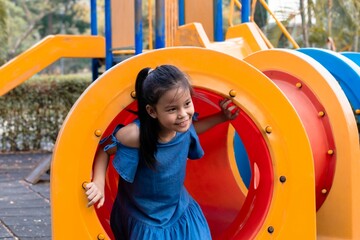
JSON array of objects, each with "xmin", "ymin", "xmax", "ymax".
[
  {"xmin": 342, "ymin": 52, "xmax": 360, "ymax": 67},
  {"xmin": 298, "ymin": 48, "xmax": 360, "ymax": 126},
  {"xmin": 234, "ymin": 133, "xmax": 251, "ymax": 188}
]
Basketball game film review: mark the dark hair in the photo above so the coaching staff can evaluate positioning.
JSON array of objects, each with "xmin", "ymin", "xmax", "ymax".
[{"xmin": 135, "ymin": 65, "xmax": 193, "ymax": 169}]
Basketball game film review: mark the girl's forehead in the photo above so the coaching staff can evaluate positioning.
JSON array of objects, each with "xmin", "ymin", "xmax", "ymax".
[{"xmin": 159, "ymin": 87, "xmax": 191, "ymax": 104}]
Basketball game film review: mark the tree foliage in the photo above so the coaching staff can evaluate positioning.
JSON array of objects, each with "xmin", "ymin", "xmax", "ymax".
[
  {"xmin": 0, "ymin": 0, "xmax": 7, "ymax": 65},
  {"xmin": 253, "ymin": 0, "xmax": 268, "ymax": 28},
  {"xmin": 38, "ymin": 0, "xmax": 91, "ymax": 37},
  {"xmin": 261, "ymin": 0, "xmax": 360, "ymax": 51},
  {"xmin": 0, "ymin": 0, "xmax": 359, "ymax": 68},
  {"xmin": 304, "ymin": 0, "xmax": 360, "ymax": 51},
  {"xmin": 1, "ymin": 0, "xmax": 93, "ymax": 64}
]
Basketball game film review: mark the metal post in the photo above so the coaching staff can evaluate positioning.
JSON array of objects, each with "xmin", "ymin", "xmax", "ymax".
[
  {"xmin": 241, "ymin": 0, "xmax": 251, "ymax": 23},
  {"xmin": 155, "ymin": 0, "xmax": 165, "ymax": 48},
  {"xmin": 214, "ymin": 0, "xmax": 223, "ymax": 41},
  {"xmin": 135, "ymin": 0, "xmax": 143, "ymax": 54},
  {"xmin": 178, "ymin": 0, "xmax": 185, "ymax": 25},
  {"xmin": 90, "ymin": 0, "xmax": 99, "ymax": 81},
  {"xmin": 105, "ymin": 0, "xmax": 113, "ymax": 69}
]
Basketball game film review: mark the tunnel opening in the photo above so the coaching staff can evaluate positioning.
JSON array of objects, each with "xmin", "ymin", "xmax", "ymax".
[{"xmin": 92, "ymin": 88, "xmax": 273, "ymax": 239}]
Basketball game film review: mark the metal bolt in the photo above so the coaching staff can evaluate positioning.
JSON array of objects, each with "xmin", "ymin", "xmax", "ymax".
[
  {"xmin": 268, "ymin": 226, "xmax": 274, "ymax": 234},
  {"xmin": 229, "ymin": 89, "xmax": 237, "ymax": 98},
  {"xmin": 327, "ymin": 149, "xmax": 334, "ymax": 155},
  {"xmin": 97, "ymin": 233, "xmax": 105, "ymax": 240},
  {"xmin": 296, "ymin": 82, "xmax": 302, "ymax": 89},
  {"xmin": 265, "ymin": 126, "xmax": 272, "ymax": 134},
  {"xmin": 279, "ymin": 176, "xmax": 286, "ymax": 183},
  {"xmin": 94, "ymin": 129, "xmax": 102, "ymax": 137},
  {"xmin": 131, "ymin": 91, "xmax": 136, "ymax": 99},
  {"xmin": 318, "ymin": 111, "xmax": 325, "ymax": 117}
]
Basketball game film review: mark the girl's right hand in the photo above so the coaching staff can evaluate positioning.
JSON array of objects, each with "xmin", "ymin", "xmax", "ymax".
[
  {"xmin": 219, "ymin": 98, "xmax": 240, "ymax": 120},
  {"xmin": 84, "ymin": 182, "xmax": 105, "ymax": 209}
]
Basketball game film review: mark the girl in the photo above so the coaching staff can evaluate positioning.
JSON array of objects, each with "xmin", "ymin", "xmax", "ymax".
[{"xmin": 85, "ymin": 65, "xmax": 239, "ymax": 240}]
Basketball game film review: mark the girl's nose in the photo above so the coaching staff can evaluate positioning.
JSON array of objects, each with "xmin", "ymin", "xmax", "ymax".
[{"xmin": 177, "ymin": 108, "xmax": 186, "ymax": 118}]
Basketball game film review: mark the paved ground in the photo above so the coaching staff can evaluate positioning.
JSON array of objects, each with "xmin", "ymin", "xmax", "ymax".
[{"xmin": 0, "ymin": 152, "xmax": 51, "ymax": 240}]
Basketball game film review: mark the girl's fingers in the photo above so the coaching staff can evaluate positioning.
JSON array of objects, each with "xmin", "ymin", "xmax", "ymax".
[
  {"xmin": 88, "ymin": 192, "xmax": 104, "ymax": 208},
  {"xmin": 85, "ymin": 182, "xmax": 94, "ymax": 190},
  {"xmin": 87, "ymin": 192, "xmax": 101, "ymax": 206},
  {"xmin": 97, "ymin": 196, "xmax": 105, "ymax": 209},
  {"xmin": 87, "ymin": 190, "xmax": 98, "ymax": 201},
  {"xmin": 227, "ymin": 105, "xmax": 236, "ymax": 112},
  {"xmin": 85, "ymin": 187, "xmax": 95, "ymax": 196},
  {"xmin": 84, "ymin": 181, "xmax": 104, "ymax": 208},
  {"xmin": 220, "ymin": 98, "xmax": 240, "ymax": 118},
  {"xmin": 220, "ymin": 99, "xmax": 231, "ymax": 108},
  {"xmin": 230, "ymin": 109, "xmax": 240, "ymax": 119},
  {"xmin": 88, "ymin": 196, "xmax": 98, "ymax": 207}
]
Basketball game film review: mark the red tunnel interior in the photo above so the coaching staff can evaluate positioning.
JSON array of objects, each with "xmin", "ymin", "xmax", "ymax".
[
  {"xmin": 264, "ymin": 70, "xmax": 336, "ymax": 210},
  {"xmin": 92, "ymin": 88, "xmax": 274, "ymax": 239}
]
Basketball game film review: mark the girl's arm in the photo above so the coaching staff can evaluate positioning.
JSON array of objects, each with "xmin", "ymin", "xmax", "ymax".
[
  {"xmin": 84, "ymin": 140, "xmax": 116, "ymax": 209},
  {"xmin": 84, "ymin": 123, "xmax": 138, "ymax": 209},
  {"xmin": 194, "ymin": 99, "xmax": 239, "ymax": 134}
]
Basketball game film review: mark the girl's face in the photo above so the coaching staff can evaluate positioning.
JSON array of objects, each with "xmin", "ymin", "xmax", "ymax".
[{"xmin": 146, "ymin": 86, "xmax": 194, "ymax": 138}]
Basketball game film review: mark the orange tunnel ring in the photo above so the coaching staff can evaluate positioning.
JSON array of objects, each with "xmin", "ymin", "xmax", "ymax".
[
  {"xmin": 245, "ymin": 49, "xmax": 360, "ymax": 238},
  {"xmin": 51, "ymin": 47, "xmax": 316, "ymax": 239},
  {"xmin": 94, "ymin": 89, "xmax": 274, "ymax": 239}
]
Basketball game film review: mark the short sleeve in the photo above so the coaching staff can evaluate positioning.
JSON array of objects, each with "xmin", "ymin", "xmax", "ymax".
[
  {"xmin": 112, "ymin": 143, "xmax": 139, "ymax": 183},
  {"xmin": 188, "ymin": 124, "xmax": 204, "ymax": 160},
  {"xmin": 101, "ymin": 124, "xmax": 139, "ymax": 183},
  {"xmin": 100, "ymin": 124, "xmax": 124, "ymax": 152}
]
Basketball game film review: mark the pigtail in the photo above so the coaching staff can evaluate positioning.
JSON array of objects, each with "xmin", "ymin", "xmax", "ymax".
[{"xmin": 135, "ymin": 67, "xmax": 159, "ymax": 169}]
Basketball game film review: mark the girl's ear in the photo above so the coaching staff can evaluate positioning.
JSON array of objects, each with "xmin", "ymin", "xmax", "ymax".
[{"xmin": 146, "ymin": 105, "xmax": 157, "ymax": 118}]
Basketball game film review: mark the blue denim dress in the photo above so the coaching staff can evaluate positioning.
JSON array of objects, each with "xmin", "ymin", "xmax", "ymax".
[{"xmin": 104, "ymin": 120, "xmax": 212, "ymax": 240}]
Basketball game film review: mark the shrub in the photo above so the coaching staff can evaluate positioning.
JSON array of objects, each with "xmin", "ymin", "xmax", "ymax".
[{"xmin": 0, "ymin": 74, "xmax": 91, "ymax": 152}]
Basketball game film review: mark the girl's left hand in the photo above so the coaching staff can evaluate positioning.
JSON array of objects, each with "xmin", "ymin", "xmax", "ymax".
[
  {"xmin": 220, "ymin": 99, "xmax": 240, "ymax": 120},
  {"xmin": 84, "ymin": 181, "xmax": 105, "ymax": 209}
]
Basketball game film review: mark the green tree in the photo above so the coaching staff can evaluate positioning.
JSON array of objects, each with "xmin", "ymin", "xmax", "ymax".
[
  {"xmin": 1, "ymin": 0, "xmax": 95, "ymax": 73},
  {"xmin": 0, "ymin": 0, "xmax": 7, "ymax": 65},
  {"xmin": 299, "ymin": 0, "xmax": 309, "ymax": 46},
  {"xmin": 337, "ymin": 0, "xmax": 360, "ymax": 51},
  {"xmin": 253, "ymin": 0, "xmax": 268, "ymax": 29},
  {"xmin": 3, "ymin": 0, "xmax": 92, "ymax": 60},
  {"xmin": 35, "ymin": 0, "xmax": 92, "ymax": 74},
  {"xmin": 262, "ymin": 12, "xmax": 298, "ymax": 48},
  {"xmin": 38, "ymin": 0, "xmax": 91, "ymax": 37},
  {"xmin": 258, "ymin": 0, "xmax": 359, "ymax": 50},
  {"xmin": 309, "ymin": 0, "xmax": 360, "ymax": 51},
  {"xmin": 6, "ymin": 0, "xmax": 55, "ymax": 58}
]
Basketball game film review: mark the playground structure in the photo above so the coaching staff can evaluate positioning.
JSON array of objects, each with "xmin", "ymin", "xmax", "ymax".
[
  {"xmin": 0, "ymin": 35, "xmax": 105, "ymax": 96},
  {"xmin": 1, "ymin": 0, "xmax": 360, "ymax": 239}
]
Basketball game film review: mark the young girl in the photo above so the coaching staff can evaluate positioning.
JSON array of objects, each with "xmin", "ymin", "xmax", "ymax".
[{"xmin": 85, "ymin": 65, "xmax": 239, "ymax": 240}]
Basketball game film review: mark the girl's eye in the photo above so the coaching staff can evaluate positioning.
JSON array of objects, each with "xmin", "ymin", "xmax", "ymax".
[
  {"xmin": 185, "ymin": 101, "xmax": 192, "ymax": 107},
  {"xmin": 167, "ymin": 108, "xmax": 176, "ymax": 112}
]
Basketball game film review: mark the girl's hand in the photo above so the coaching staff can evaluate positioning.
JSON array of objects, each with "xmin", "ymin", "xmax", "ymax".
[
  {"xmin": 220, "ymin": 99, "xmax": 240, "ymax": 120},
  {"xmin": 84, "ymin": 182, "xmax": 105, "ymax": 209}
]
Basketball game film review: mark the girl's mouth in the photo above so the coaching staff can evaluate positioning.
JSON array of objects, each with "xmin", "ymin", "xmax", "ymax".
[{"xmin": 176, "ymin": 119, "xmax": 189, "ymax": 127}]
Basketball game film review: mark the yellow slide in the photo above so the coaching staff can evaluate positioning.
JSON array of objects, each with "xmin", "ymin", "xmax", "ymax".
[{"xmin": 0, "ymin": 35, "xmax": 105, "ymax": 96}]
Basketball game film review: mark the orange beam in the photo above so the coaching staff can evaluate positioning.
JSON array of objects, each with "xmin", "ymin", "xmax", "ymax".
[{"xmin": 0, "ymin": 35, "xmax": 105, "ymax": 96}]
